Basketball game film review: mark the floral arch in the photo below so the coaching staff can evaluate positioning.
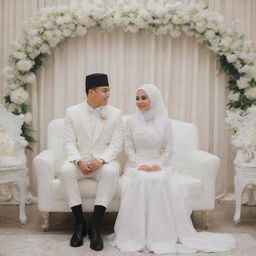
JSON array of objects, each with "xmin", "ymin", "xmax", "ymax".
[{"xmin": 3, "ymin": 1, "xmax": 256, "ymax": 146}]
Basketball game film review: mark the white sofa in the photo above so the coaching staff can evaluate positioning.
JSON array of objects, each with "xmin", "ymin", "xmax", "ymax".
[{"xmin": 33, "ymin": 117, "xmax": 219, "ymax": 231}]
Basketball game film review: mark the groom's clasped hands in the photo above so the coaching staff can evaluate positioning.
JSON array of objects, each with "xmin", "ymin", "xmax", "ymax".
[
  {"xmin": 78, "ymin": 160, "xmax": 103, "ymax": 175},
  {"xmin": 138, "ymin": 165, "xmax": 161, "ymax": 172}
]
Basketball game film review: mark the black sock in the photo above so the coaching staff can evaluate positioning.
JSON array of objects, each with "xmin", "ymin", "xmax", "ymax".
[
  {"xmin": 71, "ymin": 204, "xmax": 85, "ymax": 225},
  {"xmin": 91, "ymin": 205, "xmax": 106, "ymax": 230}
]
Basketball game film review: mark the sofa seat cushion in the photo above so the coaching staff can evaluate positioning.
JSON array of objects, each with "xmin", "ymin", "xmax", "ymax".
[{"xmin": 51, "ymin": 173, "xmax": 202, "ymax": 200}]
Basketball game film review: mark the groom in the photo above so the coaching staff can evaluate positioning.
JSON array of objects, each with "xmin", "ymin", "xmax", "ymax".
[{"xmin": 60, "ymin": 73, "xmax": 123, "ymax": 251}]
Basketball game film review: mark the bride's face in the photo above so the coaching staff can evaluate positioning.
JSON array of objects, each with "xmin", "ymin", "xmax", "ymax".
[{"xmin": 136, "ymin": 90, "xmax": 151, "ymax": 112}]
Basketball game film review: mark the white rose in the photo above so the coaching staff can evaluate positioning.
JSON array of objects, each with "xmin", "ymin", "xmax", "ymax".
[
  {"xmin": 226, "ymin": 54, "xmax": 237, "ymax": 63},
  {"xmin": 12, "ymin": 51, "xmax": 27, "ymax": 60},
  {"xmin": 43, "ymin": 30, "xmax": 54, "ymax": 41},
  {"xmin": 23, "ymin": 72, "xmax": 36, "ymax": 85},
  {"xmin": 170, "ymin": 29, "xmax": 181, "ymax": 38},
  {"xmin": 76, "ymin": 25, "xmax": 87, "ymax": 36},
  {"xmin": 195, "ymin": 21, "xmax": 206, "ymax": 33},
  {"xmin": 237, "ymin": 77, "xmax": 250, "ymax": 89},
  {"xmin": 29, "ymin": 37, "xmax": 42, "ymax": 46},
  {"xmin": 247, "ymin": 67, "xmax": 256, "ymax": 79},
  {"xmin": 56, "ymin": 16, "xmax": 65, "ymax": 25},
  {"xmin": 16, "ymin": 59, "xmax": 34, "ymax": 72},
  {"xmin": 239, "ymin": 65, "xmax": 251, "ymax": 73},
  {"xmin": 40, "ymin": 43, "xmax": 50, "ymax": 54},
  {"xmin": 24, "ymin": 112, "xmax": 32, "ymax": 124},
  {"xmin": 172, "ymin": 16, "xmax": 182, "ymax": 25},
  {"xmin": 63, "ymin": 29, "xmax": 72, "ymax": 37},
  {"xmin": 7, "ymin": 83, "xmax": 19, "ymax": 90},
  {"xmin": 228, "ymin": 91, "xmax": 240, "ymax": 101},
  {"xmin": 93, "ymin": 8, "xmax": 105, "ymax": 20},
  {"xmin": 220, "ymin": 37, "xmax": 232, "ymax": 49},
  {"xmin": 244, "ymin": 87, "xmax": 256, "ymax": 100},
  {"xmin": 135, "ymin": 18, "xmax": 148, "ymax": 29},
  {"xmin": 44, "ymin": 22, "xmax": 54, "ymax": 30},
  {"xmin": 204, "ymin": 30, "xmax": 215, "ymax": 40},
  {"xmin": 54, "ymin": 29, "xmax": 62, "ymax": 37},
  {"xmin": 10, "ymin": 87, "xmax": 29, "ymax": 105},
  {"xmin": 77, "ymin": 14, "xmax": 91, "ymax": 25},
  {"xmin": 48, "ymin": 37, "xmax": 61, "ymax": 48},
  {"xmin": 63, "ymin": 14, "xmax": 72, "ymax": 23}
]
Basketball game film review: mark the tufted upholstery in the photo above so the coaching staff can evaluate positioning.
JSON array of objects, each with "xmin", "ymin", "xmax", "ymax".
[{"xmin": 33, "ymin": 117, "xmax": 219, "ymax": 216}]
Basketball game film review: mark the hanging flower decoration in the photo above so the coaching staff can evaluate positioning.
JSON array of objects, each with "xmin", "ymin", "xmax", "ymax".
[{"xmin": 3, "ymin": 0, "xmax": 256, "ymax": 146}]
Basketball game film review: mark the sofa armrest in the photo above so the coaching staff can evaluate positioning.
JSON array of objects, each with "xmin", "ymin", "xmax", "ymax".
[
  {"xmin": 33, "ymin": 149, "xmax": 56, "ymax": 186},
  {"xmin": 184, "ymin": 149, "xmax": 220, "ymax": 209},
  {"xmin": 185, "ymin": 149, "xmax": 219, "ymax": 180}
]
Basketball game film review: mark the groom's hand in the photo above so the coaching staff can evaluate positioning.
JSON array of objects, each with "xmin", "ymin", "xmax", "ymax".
[
  {"xmin": 78, "ymin": 160, "xmax": 91, "ymax": 175},
  {"xmin": 87, "ymin": 160, "xmax": 103, "ymax": 173}
]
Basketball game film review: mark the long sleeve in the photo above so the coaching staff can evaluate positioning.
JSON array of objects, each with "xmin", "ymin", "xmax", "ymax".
[
  {"xmin": 159, "ymin": 120, "xmax": 173, "ymax": 167},
  {"xmin": 99, "ymin": 113, "xmax": 124, "ymax": 163},
  {"xmin": 63, "ymin": 110, "xmax": 82, "ymax": 162},
  {"xmin": 124, "ymin": 119, "xmax": 136, "ymax": 164}
]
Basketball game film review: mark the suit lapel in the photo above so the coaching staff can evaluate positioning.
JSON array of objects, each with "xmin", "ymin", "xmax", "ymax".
[{"xmin": 80, "ymin": 102, "xmax": 93, "ymax": 141}]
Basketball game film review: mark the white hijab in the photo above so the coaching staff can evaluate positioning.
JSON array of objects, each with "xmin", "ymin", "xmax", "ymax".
[{"xmin": 133, "ymin": 84, "xmax": 169, "ymax": 136}]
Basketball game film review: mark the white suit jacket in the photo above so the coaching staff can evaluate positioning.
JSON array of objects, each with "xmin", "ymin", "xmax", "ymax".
[{"xmin": 63, "ymin": 102, "xmax": 123, "ymax": 163}]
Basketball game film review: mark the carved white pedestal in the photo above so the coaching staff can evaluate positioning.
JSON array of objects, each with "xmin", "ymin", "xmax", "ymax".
[
  {"xmin": 233, "ymin": 163, "xmax": 256, "ymax": 223},
  {"xmin": 0, "ymin": 166, "xmax": 28, "ymax": 224}
]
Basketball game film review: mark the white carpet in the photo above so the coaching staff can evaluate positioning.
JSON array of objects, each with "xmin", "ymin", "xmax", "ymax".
[{"xmin": 0, "ymin": 233, "xmax": 255, "ymax": 256}]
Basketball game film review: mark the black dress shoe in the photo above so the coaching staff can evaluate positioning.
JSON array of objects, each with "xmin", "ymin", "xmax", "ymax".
[
  {"xmin": 88, "ymin": 226, "xmax": 103, "ymax": 251},
  {"xmin": 70, "ymin": 222, "xmax": 87, "ymax": 247}
]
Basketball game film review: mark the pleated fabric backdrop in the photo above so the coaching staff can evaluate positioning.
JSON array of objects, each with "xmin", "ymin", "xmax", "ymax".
[{"xmin": 0, "ymin": 0, "xmax": 256, "ymax": 197}]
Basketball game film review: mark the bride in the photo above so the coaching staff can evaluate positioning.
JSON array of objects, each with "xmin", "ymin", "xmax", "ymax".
[{"xmin": 111, "ymin": 84, "xmax": 236, "ymax": 254}]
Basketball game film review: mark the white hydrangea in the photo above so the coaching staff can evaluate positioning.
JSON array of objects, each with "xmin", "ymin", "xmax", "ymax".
[
  {"xmin": 16, "ymin": 59, "xmax": 34, "ymax": 72},
  {"xmin": 169, "ymin": 29, "xmax": 181, "ymax": 38},
  {"xmin": 228, "ymin": 91, "xmax": 240, "ymax": 101},
  {"xmin": 226, "ymin": 54, "xmax": 237, "ymax": 63},
  {"xmin": 204, "ymin": 30, "xmax": 215, "ymax": 40},
  {"xmin": 10, "ymin": 87, "xmax": 29, "ymax": 105},
  {"xmin": 76, "ymin": 25, "xmax": 87, "ymax": 36},
  {"xmin": 12, "ymin": 51, "xmax": 27, "ymax": 60},
  {"xmin": 237, "ymin": 77, "xmax": 250, "ymax": 89},
  {"xmin": 24, "ymin": 112, "xmax": 32, "ymax": 124},
  {"xmin": 244, "ymin": 87, "xmax": 256, "ymax": 100}
]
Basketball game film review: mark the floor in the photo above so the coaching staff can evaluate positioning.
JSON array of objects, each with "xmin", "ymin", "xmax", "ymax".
[{"xmin": 0, "ymin": 202, "xmax": 256, "ymax": 238}]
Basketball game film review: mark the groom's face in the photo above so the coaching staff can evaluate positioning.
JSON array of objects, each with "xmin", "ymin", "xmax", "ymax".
[{"xmin": 90, "ymin": 86, "xmax": 110, "ymax": 107}]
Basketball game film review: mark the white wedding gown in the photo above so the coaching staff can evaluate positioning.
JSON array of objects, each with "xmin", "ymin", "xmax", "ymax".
[{"xmin": 110, "ymin": 117, "xmax": 236, "ymax": 254}]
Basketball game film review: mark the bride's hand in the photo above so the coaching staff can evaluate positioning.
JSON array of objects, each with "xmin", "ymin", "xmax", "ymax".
[
  {"xmin": 150, "ymin": 165, "xmax": 161, "ymax": 172},
  {"xmin": 138, "ymin": 165, "xmax": 151, "ymax": 172}
]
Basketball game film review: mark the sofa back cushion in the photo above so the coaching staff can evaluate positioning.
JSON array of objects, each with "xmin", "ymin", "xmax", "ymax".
[{"xmin": 47, "ymin": 117, "xmax": 199, "ymax": 175}]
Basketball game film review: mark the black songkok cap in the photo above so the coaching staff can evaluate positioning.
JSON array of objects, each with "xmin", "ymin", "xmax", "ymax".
[{"xmin": 85, "ymin": 73, "xmax": 109, "ymax": 94}]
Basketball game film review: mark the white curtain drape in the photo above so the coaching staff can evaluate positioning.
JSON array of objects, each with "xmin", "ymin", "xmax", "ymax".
[{"xmin": 0, "ymin": 0, "xmax": 256, "ymax": 198}]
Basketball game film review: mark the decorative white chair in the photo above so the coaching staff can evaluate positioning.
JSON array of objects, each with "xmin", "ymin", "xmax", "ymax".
[
  {"xmin": 232, "ymin": 116, "xmax": 256, "ymax": 223},
  {"xmin": 0, "ymin": 104, "xmax": 28, "ymax": 224},
  {"xmin": 33, "ymin": 117, "xmax": 220, "ymax": 231}
]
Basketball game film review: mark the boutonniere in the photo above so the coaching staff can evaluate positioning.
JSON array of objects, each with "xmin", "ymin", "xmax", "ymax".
[{"xmin": 100, "ymin": 107, "xmax": 108, "ymax": 120}]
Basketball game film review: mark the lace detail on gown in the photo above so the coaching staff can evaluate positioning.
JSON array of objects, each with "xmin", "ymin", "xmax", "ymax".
[{"xmin": 110, "ymin": 117, "xmax": 236, "ymax": 254}]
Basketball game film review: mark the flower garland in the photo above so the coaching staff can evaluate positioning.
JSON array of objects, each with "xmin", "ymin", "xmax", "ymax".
[{"xmin": 3, "ymin": 0, "xmax": 256, "ymax": 145}]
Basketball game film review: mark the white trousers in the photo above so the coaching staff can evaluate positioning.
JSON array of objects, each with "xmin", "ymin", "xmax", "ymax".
[{"xmin": 59, "ymin": 161, "xmax": 119, "ymax": 208}]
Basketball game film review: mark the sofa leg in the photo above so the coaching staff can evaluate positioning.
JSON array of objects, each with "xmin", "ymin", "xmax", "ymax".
[
  {"xmin": 41, "ymin": 212, "xmax": 50, "ymax": 231},
  {"xmin": 201, "ymin": 210, "xmax": 209, "ymax": 229}
]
